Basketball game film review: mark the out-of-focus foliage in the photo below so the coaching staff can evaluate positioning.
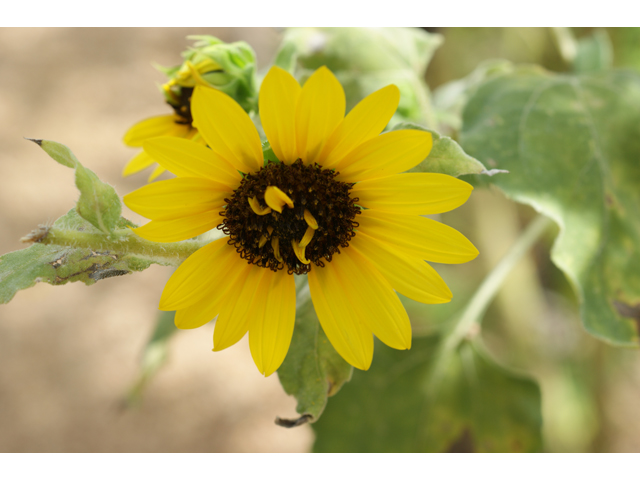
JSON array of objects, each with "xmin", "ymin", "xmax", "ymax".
[
  {"xmin": 276, "ymin": 27, "xmax": 442, "ymax": 126},
  {"xmin": 313, "ymin": 338, "xmax": 542, "ymax": 452},
  {"xmin": 125, "ymin": 310, "xmax": 178, "ymax": 406},
  {"xmin": 461, "ymin": 67, "xmax": 640, "ymax": 346}
]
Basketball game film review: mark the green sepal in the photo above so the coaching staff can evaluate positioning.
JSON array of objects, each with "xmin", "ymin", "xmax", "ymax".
[
  {"xmin": 460, "ymin": 67, "xmax": 640, "ymax": 345},
  {"xmin": 262, "ymin": 140, "xmax": 279, "ymax": 165},
  {"xmin": 179, "ymin": 35, "xmax": 259, "ymax": 113},
  {"xmin": 28, "ymin": 139, "xmax": 122, "ymax": 234},
  {"xmin": 391, "ymin": 123, "xmax": 494, "ymax": 177},
  {"xmin": 312, "ymin": 337, "xmax": 542, "ymax": 452},
  {"xmin": 276, "ymin": 280, "xmax": 353, "ymax": 426}
]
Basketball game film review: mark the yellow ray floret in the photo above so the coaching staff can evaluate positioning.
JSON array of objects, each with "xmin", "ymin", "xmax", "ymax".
[
  {"xmin": 248, "ymin": 196, "xmax": 272, "ymax": 216},
  {"xmin": 291, "ymin": 240, "xmax": 311, "ymax": 265},
  {"xmin": 264, "ymin": 186, "xmax": 294, "ymax": 213},
  {"xmin": 303, "ymin": 209, "xmax": 318, "ymax": 229}
]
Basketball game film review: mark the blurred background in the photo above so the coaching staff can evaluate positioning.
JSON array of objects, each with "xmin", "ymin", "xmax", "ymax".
[{"xmin": 1, "ymin": 27, "xmax": 640, "ymax": 452}]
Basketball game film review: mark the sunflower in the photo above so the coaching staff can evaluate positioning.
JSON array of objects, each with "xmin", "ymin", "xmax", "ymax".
[
  {"xmin": 123, "ymin": 66, "xmax": 478, "ymax": 376},
  {"xmin": 122, "ymin": 72, "xmax": 206, "ymax": 182}
]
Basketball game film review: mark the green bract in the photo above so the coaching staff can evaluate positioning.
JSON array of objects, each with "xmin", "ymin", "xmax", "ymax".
[{"xmin": 163, "ymin": 35, "xmax": 259, "ymax": 113}]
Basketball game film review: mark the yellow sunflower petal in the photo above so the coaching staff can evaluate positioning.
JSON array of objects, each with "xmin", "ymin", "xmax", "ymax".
[
  {"xmin": 213, "ymin": 266, "xmax": 268, "ymax": 351},
  {"xmin": 357, "ymin": 210, "xmax": 479, "ymax": 264},
  {"xmin": 132, "ymin": 208, "xmax": 223, "ymax": 244},
  {"xmin": 123, "ymin": 115, "xmax": 188, "ymax": 147},
  {"xmin": 264, "ymin": 186, "xmax": 294, "ymax": 213},
  {"xmin": 143, "ymin": 137, "xmax": 241, "ymax": 187},
  {"xmin": 122, "ymin": 150, "xmax": 155, "ymax": 177},
  {"xmin": 318, "ymin": 84, "xmax": 400, "ymax": 168},
  {"xmin": 248, "ymin": 270, "xmax": 296, "ymax": 377},
  {"xmin": 259, "ymin": 66, "xmax": 301, "ymax": 165},
  {"xmin": 295, "ymin": 66, "xmax": 346, "ymax": 165},
  {"xmin": 160, "ymin": 239, "xmax": 242, "ymax": 310},
  {"xmin": 191, "ymin": 86, "xmax": 263, "ymax": 173},
  {"xmin": 308, "ymin": 264, "xmax": 374, "ymax": 371},
  {"xmin": 175, "ymin": 258, "xmax": 254, "ymax": 330},
  {"xmin": 123, "ymin": 177, "xmax": 230, "ymax": 221},
  {"xmin": 147, "ymin": 164, "xmax": 166, "ymax": 182},
  {"xmin": 320, "ymin": 247, "xmax": 411, "ymax": 350},
  {"xmin": 334, "ymin": 130, "xmax": 433, "ymax": 183},
  {"xmin": 351, "ymin": 173, "xmax": 473, "ymax": 215},
  {"xmin": 351, "ymin": 232, "xmax": 452, "ymax": 304}
]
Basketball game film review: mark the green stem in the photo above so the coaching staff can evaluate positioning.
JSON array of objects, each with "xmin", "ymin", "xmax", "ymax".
[
  {"xmin": 40, "ymin": 227, "xmax": 210, "ymax": 266},
  {"xmin": 429, "ymin": 214, "xmax": 553, "ymax": 387}
]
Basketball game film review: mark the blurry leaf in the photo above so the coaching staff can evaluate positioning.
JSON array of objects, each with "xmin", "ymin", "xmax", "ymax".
[
  {"xmin": 460, "ymin": 68, "xmax": 640, "ymax": 345},
  {"xmin": 392, "ymin": 123, "xmax": 495, "ymax": 177},
  {"xmin": 432, "ymin": 59, "xmax": 514, "ymax": 133},
  {"xmin": 279, "ymin": 27, "xmax": 442, "ymax": 126},
  {"xmin": 610, "ymin": 27, "xmax": 640, "ymax": 71},
  {"xmin": 277, "ymin": 293, "xmax": 353, "ymax": 425},
  {"xmin": 0, "ymin": 209, "xmax": 151, "ymax": 304},
  {"xmin": 574, "ymin": 29, "xmax": 613, "ymax": 73},
  {"xmin": 28, "ymin": 139, "xmax": 122, "ymax": 234},
  {"xmin": 312, "ymin": 338, "xmax": 542, "ymax": 452},
  {"xmin": 125, "ymin": 310, "xmax": 178, "ymax": 406},
  {"xmin": 273, "ymin": 41, "xmax": 297, "ymax": 74}
]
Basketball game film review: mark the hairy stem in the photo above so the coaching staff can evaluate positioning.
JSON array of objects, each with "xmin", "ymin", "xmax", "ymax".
[{"xmin": 39, "ymin": 227, "xmax": 210, "ymax": 266}]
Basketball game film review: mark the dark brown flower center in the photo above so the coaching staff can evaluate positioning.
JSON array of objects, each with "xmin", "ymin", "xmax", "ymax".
[
  {"xmin": 219, "ymin": 159, "xmax": 360, "ymax": 275},
  {"xmin": 168, "ymin": 86, "xmax": 194, "ymax": 125}
]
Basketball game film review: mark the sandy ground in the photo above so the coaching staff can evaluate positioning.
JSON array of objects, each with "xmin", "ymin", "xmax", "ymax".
[{"xmin": 0, "ymin": 28, "xmax": 313, "ymax": 452}]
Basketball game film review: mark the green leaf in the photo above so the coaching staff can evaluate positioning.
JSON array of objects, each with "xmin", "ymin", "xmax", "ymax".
[
  {"xmin": 278, "ymin": 27, "xmax": 442, "ymax": 127},
  {"xmin": 610, "ymin": 28, "xmax": 640, "ymax": 71},
  {"xmin": 29, "ymin": 139, "xmax": 122, "ymax": 234},
  {"xmin": 392, "ymin": 123, "xmax": 494, "ymax": 177},
  {"xmin": 125, "ymin": 310, "xmax": 178, "ymax": 406},
  {"xmin": 276, "ymin": 288, "xmax": 352, "ymax": 426},
  {"xmin": 574, "ymin": 29, "xmax": 613, "ymax": 73},
  {"xmin": 0, "ymin": 209, "xmax": 150, "ymax": 304},
  {"xmin": 432, "ymin": 59, "xmax": 515, "ymax": 134},
  {"xmin": 312, "ymin": 338, "xmax": 542, "ymax": 452},
  {"xmin": 460, "ymin": 68, "xmax": 640, "ymax": 345}
]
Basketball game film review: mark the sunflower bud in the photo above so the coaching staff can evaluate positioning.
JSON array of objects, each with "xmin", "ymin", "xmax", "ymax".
[
  {"xmin": 162, "ymin": 35, "xmax": 258, "ymax": 113},
  {"xmin": 123, "ymin": 35, "xmax": 259, "ymax": 181}
]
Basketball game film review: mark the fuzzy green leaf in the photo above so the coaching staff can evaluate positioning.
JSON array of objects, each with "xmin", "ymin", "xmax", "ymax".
[
  {"xmin": 460, "ymin": 68, "xmax": 640, "ymax": 345},
  {"xmin": 312, "ymin": 338, "xmax": 542, "ymax": 452},
  {"xmin": 0, "ymin": 210, "xmax": 150, "ymax": 304},
  {"xmin": 277, "ymin": 292, "xmax": 353, "ymax": 426},
  {"xmin": 392, "ymin": 123, "xmax": 494, "ymax": 177},
  {"xmin": 29, "ymin": 139, "xmax": 122, "ymax": 234}
]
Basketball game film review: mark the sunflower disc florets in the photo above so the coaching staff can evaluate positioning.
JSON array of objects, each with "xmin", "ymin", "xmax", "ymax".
[{"xmin": 219, "ymin": 159, "xmax": 360, "ymax": 275}]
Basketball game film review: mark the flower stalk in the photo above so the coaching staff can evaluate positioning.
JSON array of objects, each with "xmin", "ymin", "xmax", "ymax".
[
  {"xmin": 428, "ymin": 214, "xmax": 553, "ymax": 388},
  {"xmin": 36, "ymin": 226, "xmax": 209, "ymax": 267}
]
